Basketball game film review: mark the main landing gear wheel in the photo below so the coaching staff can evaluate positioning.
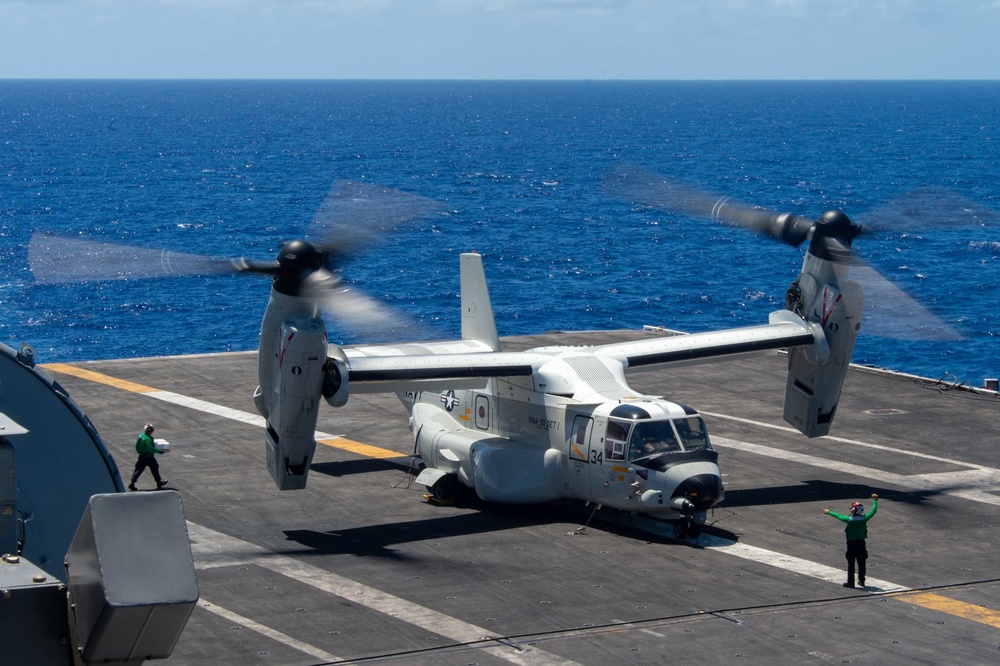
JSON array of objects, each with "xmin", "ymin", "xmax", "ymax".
[{"xmin": 427, "ymin": 474, "xmax": 459, "ymax": 502}]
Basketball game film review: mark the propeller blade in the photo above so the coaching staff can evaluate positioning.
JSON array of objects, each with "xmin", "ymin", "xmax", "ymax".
[
  {"xmin": 300, "ymin": 268, "xmax": 421, "ymax": 341},
  {"xmin": 604, "ymin": 168, "xmax": 816, "ymax": 247},
  {"xmin": 605, "ymin": 168, "xmax": 962, "ymax": 342},
  {"xmin": 27, "ymin": 233, "xmax": 276, "ymax": 284},
  {"xmin": 305, "ymin": 180, "xmax": 447, "ymax": 261},
  {"xmin": 845, "ymin": 261, "xmax": 961, "ymax": 341},
  {"xmin": 858, "ymin": 186, "xmax": 1000, "ymax": 233}
]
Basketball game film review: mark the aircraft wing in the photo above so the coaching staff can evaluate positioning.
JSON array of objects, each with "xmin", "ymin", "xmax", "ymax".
[
  {"xmin": 337, "ymin": 310, "xmax": 822, "ymax": 393},
  {"xmin": 593, "ymin": 310, "xmax": 822, "ymax": 369},
  {"xmin": 342, "ymin": 345, "xmax": 554, "ymax": 393}
]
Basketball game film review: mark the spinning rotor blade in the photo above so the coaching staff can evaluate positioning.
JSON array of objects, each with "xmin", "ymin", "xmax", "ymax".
[
  {"xmin": 26, "ymin": 180, "xmax": 445, "ymax": 345},
  {"xmin": 858, "ymin": 186, "xmax": 1000, "ymax": 232},
  {"xmin": 300, "ymin": 268, "xmax": 421, "ymax": 341},
  {"xmin": 305, "ymin": 180, "xmax": 447, "ymax": 261},
  {"xmin": 28, "ymin": 233, "xmax": 277, "ymax": 284},
  {"xmin": 846, "ymin": 263, "xmax": 960, "ymax": 341},
  {"xmin": 605, "ymin": 168, "xmax": 961, "ymax": 341},
  {"xmin": 604, "ymin": 168, "xmax": 818, "ymax": 248},
  {"xmin": 28, "ymin": 232, "xmax": 422, "ymax": 339}
]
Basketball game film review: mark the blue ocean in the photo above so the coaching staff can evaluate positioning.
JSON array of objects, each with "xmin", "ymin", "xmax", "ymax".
[{"xmin": 2, "ymin": 81, "xmax": 998, "ymax": 387}]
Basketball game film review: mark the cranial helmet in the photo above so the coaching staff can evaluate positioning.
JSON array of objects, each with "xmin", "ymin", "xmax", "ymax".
[{"xmin": 851, "ymin": 501, "xmax": 864, "ymax": 514}]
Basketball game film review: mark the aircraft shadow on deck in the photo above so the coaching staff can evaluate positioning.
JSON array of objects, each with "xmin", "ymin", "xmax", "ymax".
[
  {"xmin": 283, "ymin": 489, "xmax": 739, "ymax": 558},
  {"xmin": 282, "ymin": 503, "xmax": 565, "ymax": 559},
  {"xmin": 310, "ymin": 458, "xmax": 415, "ymax": 478},
  {"xmin": 721, "ymin": 479, "xmax": 940, "ymax": 508},
  {"xmin": 307, "ymin": 466, "xmax": 929, "ymax": 549}
]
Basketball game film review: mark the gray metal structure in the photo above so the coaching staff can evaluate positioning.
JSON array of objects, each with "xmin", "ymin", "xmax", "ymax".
[
  {"xmin": 0, "ymin": 552, "xmax": 69, "ymax": 666},
  {"xmin": 66, "ymin": 492, "xmax": 198, "ymax": 664},
  {"xmin": 0, "ymin": 341, "xmax": 123, "ymax": 580},
  {"xmin": 0, "ymin": 341, "xmax": 198, "ymax": 665}
]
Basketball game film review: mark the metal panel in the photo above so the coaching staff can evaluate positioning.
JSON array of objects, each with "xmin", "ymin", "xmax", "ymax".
[
  {"xmin": 64, "ymin": 491, "xmax": 198, "ymax": 663},
  {"xmin": 0, "ymin": 555, "xmax": 70, "ymax": 666}
]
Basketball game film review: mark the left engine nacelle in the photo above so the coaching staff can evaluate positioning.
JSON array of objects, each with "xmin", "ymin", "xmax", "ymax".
[
  {"xmin": 264, "ymin": 315, "xmax": 327, "ymax": 490},
  {"xmin": 782, "ymin": 256, "xmax": 863, "ymax": 437}
]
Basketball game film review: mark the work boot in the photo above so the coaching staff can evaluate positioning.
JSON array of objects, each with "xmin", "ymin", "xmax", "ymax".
[
  {"xmin": 156, "ymin": 480, "xmax": 169, "ymax": 489},
  {"xmin": 128, "ymin": 484, "xmax": 137, "ymax": 491},
  {"xmin": 843, "ymin": 582, "xmax": 855, "ymax": 588}
]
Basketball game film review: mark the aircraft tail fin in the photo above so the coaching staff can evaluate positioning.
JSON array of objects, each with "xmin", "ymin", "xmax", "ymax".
[{"xmin": 460, "ymin": 253, "xmax": 501, "ymax": 352}]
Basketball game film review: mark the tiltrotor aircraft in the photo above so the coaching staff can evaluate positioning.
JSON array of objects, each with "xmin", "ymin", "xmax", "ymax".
[{"xmin": 31, "ymin": 177, "xmax": 916, "ymax": 538}]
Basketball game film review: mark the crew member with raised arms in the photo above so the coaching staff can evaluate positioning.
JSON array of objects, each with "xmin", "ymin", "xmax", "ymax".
[{"xmin": 823, "ymin": 493, "xmax": 878, "ymax": 588}]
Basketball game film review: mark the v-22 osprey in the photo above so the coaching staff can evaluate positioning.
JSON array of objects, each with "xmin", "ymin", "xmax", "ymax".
[{"xmin": 253, "ymin": 209, "xmax": 862, "ymax": 538}]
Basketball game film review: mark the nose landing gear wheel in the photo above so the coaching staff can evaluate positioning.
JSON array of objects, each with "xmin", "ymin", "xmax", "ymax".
[{"xmin": 674, "ymin": 515, "xmax": 701, "ymax": 539}]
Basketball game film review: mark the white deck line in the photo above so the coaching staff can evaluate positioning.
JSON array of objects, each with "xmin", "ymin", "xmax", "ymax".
[
  {"xmin": 187, "ymin": 522, "xmax": 583, "ymax": 666},
  {"xmin": 712, "ymin": 435, "xmax": 1000, "ymax": 507},
  {"xmin": 196, "ymin": 598, "xmax": 342, "ymax": 663}
]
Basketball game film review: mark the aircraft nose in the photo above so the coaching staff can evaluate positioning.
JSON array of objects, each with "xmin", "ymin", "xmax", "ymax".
[{"xmin": 672, "ymin": 473, "xmax": 724, "ymax": 511}]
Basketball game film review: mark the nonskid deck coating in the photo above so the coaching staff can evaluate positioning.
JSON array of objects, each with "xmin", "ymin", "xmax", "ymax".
[{"xmin": 44, "ymin": 330, "xmax": 1000, "ymax": 665}]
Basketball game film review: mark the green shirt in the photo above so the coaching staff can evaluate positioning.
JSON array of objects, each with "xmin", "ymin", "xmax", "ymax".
[
  {"xmin": 828, "ymin": 499, "xmax": 877, "ymax": 541},
  {"xmin": 135, "ymin": 432, "xmax": 158, "ymax": 456}
]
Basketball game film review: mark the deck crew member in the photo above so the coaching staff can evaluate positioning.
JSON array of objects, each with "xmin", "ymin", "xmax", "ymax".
[
  {"xmin": 128, "ymin": 422, "xmax": 168, "ymax": 491},
  {"xmin": 823, "ymin": 493, "xmax": 878, "ymax": 588}
]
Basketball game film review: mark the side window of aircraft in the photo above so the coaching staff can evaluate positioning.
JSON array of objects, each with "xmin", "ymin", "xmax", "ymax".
[
  {"xmin": 674, "ymin": 417, "xmax": 711, "ymax": 451},
  {"xmin": 605, "ymin": 419, "xmax": 631, "ymax": 461},
  {"xmin": 628, "ymin": 421, "xmax": 681, "ymax": 460}
]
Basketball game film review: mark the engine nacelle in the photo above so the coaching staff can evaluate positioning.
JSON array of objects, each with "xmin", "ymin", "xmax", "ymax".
[
  {"xmin": 264, "ymin": 315, "xmax": 327, "ymax": 490},
  {"xmin": 322, "ymin": 345, "xmax": 350, "ymax": 408},
  {"xmin": 783, "ymin": 263, "xmax": 863, "ymax": 437}
]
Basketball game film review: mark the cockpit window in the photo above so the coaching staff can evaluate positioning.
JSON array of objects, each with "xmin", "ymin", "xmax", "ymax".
[
  {"xmin": 628, "ymin": 421, "xmax": 681, "ymax": 460},
  {"xmin": 605, "ymin": 419, "xmax": 631, "ymax": 461},
  {"xmin": 674, "ymin": 417, "xmax": 711, "ymax": 451}
]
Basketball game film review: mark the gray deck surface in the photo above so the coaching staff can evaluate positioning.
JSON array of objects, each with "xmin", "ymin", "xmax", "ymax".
[{"xmin": 47, "ymin": 330, "xmax": 1000, "ymax": 665}]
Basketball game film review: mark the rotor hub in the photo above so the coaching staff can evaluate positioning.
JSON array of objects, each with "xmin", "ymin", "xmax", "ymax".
[
  {"xmin": 273, "ymin": 240, "xmax": 325, "ymax": 295},
  {"xmin": 807, "ymin": 210, "xmax": 861, "ymax": 262}
]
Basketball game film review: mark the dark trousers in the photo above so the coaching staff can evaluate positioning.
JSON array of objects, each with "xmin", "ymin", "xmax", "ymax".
[
  {"xmin": 846, "ymin": 539, "xmax": 868, "ymax": 585},
  {"xmin": 131, "ymin": 453, "xmax": 163, "ymax": 486}
]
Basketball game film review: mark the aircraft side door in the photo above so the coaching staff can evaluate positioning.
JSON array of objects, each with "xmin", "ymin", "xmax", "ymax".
[{"xmin": 567, "ymin": 415, "xmax": 593, "ymax": 497}]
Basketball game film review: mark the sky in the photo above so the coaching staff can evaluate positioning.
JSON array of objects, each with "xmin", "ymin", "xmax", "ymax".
[{"xmin": 1, "ymin": 0, "xmax": 999, "ymax": 80}]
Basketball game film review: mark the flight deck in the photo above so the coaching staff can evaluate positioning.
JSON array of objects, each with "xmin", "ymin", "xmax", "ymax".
[{"xmin": 42, "ymin": 329, "xmax": 1000, "ymax": 665}]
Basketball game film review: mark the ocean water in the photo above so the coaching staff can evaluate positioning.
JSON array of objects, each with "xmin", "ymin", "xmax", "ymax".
[{"xmin": 2, "ymin": 80, "xmax": 998, "ymax": 387}]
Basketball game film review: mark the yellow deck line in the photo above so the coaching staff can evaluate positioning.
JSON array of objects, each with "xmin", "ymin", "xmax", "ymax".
[
  {"xmin": 896, "ymin": 592, "xmax": 1000, "ymax": 629},
  {"xmin": 43, "ymin": 363, "xmax": 408, "ymax": 460},
  {"xmin": 42, "ymin": 363, "xmax": 158, "ymax": 393},
  {"xmin": 317, "ymin": 437, "xmax": 405, "ymax": 460}
]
